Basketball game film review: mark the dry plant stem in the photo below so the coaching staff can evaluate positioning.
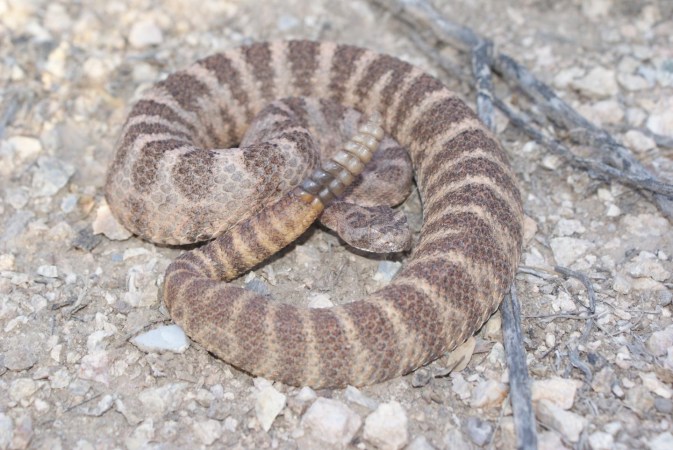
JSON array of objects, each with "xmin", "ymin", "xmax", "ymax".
[
  {"xmin": 372, "ymin": 0, "xmax": 673, "ymax": 217},
  {"xmin": 501, "ymin": 285, "xmax": 538, "ymax": 450},
  {"xmin": 472, "ymin": 40, "xmax": 496, "ymax": 132}
]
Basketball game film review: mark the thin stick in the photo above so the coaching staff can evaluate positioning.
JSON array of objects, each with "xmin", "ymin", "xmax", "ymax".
[{"xmin": 501, "ymin": 285, "xmax": 538, "ymax": 450}]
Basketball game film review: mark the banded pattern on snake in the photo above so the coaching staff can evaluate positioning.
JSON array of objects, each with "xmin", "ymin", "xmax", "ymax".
[{"xmin": 105, "ymin": 40, "xmax": 523, "ymax": 388}]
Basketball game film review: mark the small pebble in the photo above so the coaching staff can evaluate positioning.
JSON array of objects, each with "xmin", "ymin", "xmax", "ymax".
[
  {"xmin": 588, "ymin": 431, "xmax": 614, "ymax": 450},
  {"xmin": 301, "ymin": 398, "xmax": 362, "ymax": 446},
  {"xmin": 344, "ymin": 385, "xmax": 378, "ymax": 410},
  {"xmin": 373, "ymin": 260, "xmax": 402, "ymax": 282},
  {"xmin": 36, "ymin": 265, "xmax": 58, "ymax": 278},
  {"xmin": 532, "ymin": 377, "xmax": 581, "ymax": 410},
  {"xmin": 128, "ymin": 20, "xmax": 163, "ymax": 48},
  {"xmin": 647, "ymin": 325, "xmax": 673, "ymax": 356},
  {"xmin": 535, "ymin": 399, "xmax": 587, "ymax": 443},
  {"xmin": 639, "ymin": 372, "xmax": 673, "ymax": 399},
  {"xmin": 406, "ymin": 435, "xmax": 436, "ymax": 450},
  {"xmin": 650, "ymin": 432, "xmax": 673, "ymax": 450},
  {"xmin": 31, "ymin": 156, "xmax": 75, "ymax": 197},
  {"xmin": 193, "ymin": 419, "xmax": 222, "ymax": 446},
  {"xmin": 442, "ymin": 429, "xmax": 471, "ymax": 449},
  {"xmin": 131, "ymin": 325, "xmax": 189, "ymax": 354},
  {"xmin": 92, "ymin": 202, "xmax": 133, "ymax": 241},
  {"xmin": 10, "ymin": 378, "xmax": 38, "ymax": 402},
  {"xmin": 654, "ymin": 397, "xmax": 673, "ymax": 414},
  {"xmin": 363, "ymin": 401, "xmax": 409, "ymax": 450},
  {"xmin": 0, "ymin": 414, "xmax": 12, "ymax": 449},
  {"xmin": 624, "ymin": 130, "xmax": 655, "ymax": 152},
  {"xmin": 550, "ymin": 237, "xmax": 593, "ymax": 266},
  {"xmin": 254, "ymin": 383, "xmax": 286, "ymax": 432},
  {"xmin": 470, "ymin": 379, "xmax": 508, "ymax": 408},
  {"xmin": 464, "ymin": 416, "xmax": 493, "ymax": 447},
  {"xmin": 571, "ymin": 66, "xmax": 619, "ymax": 98}
]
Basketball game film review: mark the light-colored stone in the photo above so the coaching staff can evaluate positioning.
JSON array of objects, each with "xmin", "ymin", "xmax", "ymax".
[
  {"xmin": 373, "ymin": 260, "xmax": 402, "ymax": 282},
  {"xmin": 128, "ymin": 20, "xmax": 163, "ymax": 48},
  {"xmin": 138, "ymin": 383, "xmax": 188, "ymax": 417},
  {"xmin": 131, "ymin": 325, "xmax": 189, "ymax": 353},
  {"xmin": 31, "ymin": 156, "xmax": 75, "ymax": 197},
  {"xmin": 363, "ymin": 401, "xmax": 409, "ymax": 450},
  {"xmin": 554, "ymin": 219, "xmax": 586, "ymax": 237},
  {"xmin": 550, "ymin": 237, "xmax": 593, "ymax": 266},
  {"xmin": 571, "ymin": 67, "xmax": 619, "ymax": 98},
  {"xmin": 624, "ymin": 130, "xmax": 656, "ymax": 153},
  {"xmin": 464, "ymin": 417, "xmax": 492, "ymax": 447},
  {"xmin": 36, "ymin": 265, "xmax": 58, "ymax": 278},
  {"xmin": 588, "ymin": 431, "xmax": 613, "ymax": 450},
  {"xmin": 0, "ymin": 413, "xmax": 12, "ymax": 449},
  {"xmin": 92, "ymin": 201, "xmax": 132, "ymax": 241},
  {"xmin": 10, "ymin": 378, "xmax": 38, "ymax": 402},
  {"xmin": 193, "ymin": 419, "xmax": 222, "ymax": 446},
  {"xmin": 255, "ymin": 383, "xmax": 286, "ymax": 432},
  {"xmin": 406, "ymin": 436, "xmax": 437, "ymax": 450},
  {"xmin": 648, "ymin": 325, "xmax": 673, "ymax": 356},
  {"xmin": 344, "ymin": 386, "xmax": 378, "ymax": 410},
  {"xmin": 646, "ymin": 99, "xmax": 673, "ymax": 137},
  {"xmin": 535, "ymin": 399, "xmax": 587, "ymax": 443},
  {"xmin": 301, "ymin": 398, "xmax": 362, "ymax": 447},
  {"xmin": 639, "ymin": 372, "xmax": 673, "ymax": 399},
  {"xmin": 650, "ymin": 432, "xmax": 673, "ymax": 450},
  {"xmin": 532, "ymin": 377, "xmax": 581, "ymax": 410},
  {"xmin": 471, "ymin": 380, "xmax": 508, "ymax": 409},
  {"xmin": 625, "ymin": 251, "xmax": 670, "ymax": 282}
]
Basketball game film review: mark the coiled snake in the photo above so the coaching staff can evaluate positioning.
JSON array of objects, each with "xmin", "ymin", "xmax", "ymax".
[{"xmin": 105, "ymin": 40, "xmax": 523, "ymax": 388}]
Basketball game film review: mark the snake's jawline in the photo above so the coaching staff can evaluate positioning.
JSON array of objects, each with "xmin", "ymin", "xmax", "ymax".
[{"xmin": 106, "ymin": 40, "xmax": 524, "ymax": 388}]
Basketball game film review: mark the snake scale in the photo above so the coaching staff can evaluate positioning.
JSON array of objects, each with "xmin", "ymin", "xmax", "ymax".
[{"xmin": 105, "ymin": 40, "xmax": 523, "ymax": 388}]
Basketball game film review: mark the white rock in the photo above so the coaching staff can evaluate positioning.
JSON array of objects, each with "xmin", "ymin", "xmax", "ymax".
[
  {"xmin": 406, "ymin": 436, "xmax": 437, "ymax": 450},
  {"xmin": 193, "ymin": 419, "xmax": 222, "ymax": 446},
  {"xmin": 571, "ymin": 67, "xmax": 619, "ymax": 98},
  {"xmin": 0, "ymin": 413, "xmax": 12, "ymax": 449},
  {"xmin": 373, "ymin": 260, "xmax": 402, "ymax": 282},
  {"xmin": 295, "ymin": 386, "xmax": 317, "ymax": 403},
  {"xmin": 470, "ymin": 379, "xmax": 508, "ymax": 408},
  {"xmin": 554, "ymin": 219, "xmax": 586, "ymax": 237},
  {"xmin": 31, "ymin": 156, "xmax": 75, "ymax": 197},
  {"xmin": 5, "ymin": 187, "xmax": 29, "ymax": 209},
  {"xmin": 36, "ymin": 264, "xmax": 58, "ymax": 278},
  {"xmin": 301, "ymin": 398, "xmax": 362, "ymax": 446},
  {"xmin": 10, "ymin": 378, "xmax": 38, "ymax": 402},
  {"xmin": 138, "ymin": 383, "xmax": 188, "ymax": 416},
  {"xmin": 464, "ymin": 417, "xmax": 493, "ymax": 447},
  {"xmin": 344, "ymin": 385, "xmax": 378, "ymax": 410},
  {"xmin": 617, "ymin": 73, "xmax": 649, "ymax": 91},
  {"xmin": 451, "ymin": 373, "xmax": 472, "ymax": 401},
  {"xmin": 581, "ymin": 0, "xmax": 613, "ymax": 19},
  {"xmin": 92, "ymin": 201, "xmax": 132, "ymax": 240},
  {"xmin": 541, "ymin": 154, "xmax": 563, "ymax": 170},
  {"xmin": 0, "ymin": 253, "xmax": 16, "ymax": 271},
  {"xmin": 255, "ymin": 384, "xmax": 286, "ymax": 432},
  {"xmin": 442, "ymin": 429, "xmax": 472, "ymax": 450},
  {"xmin": 307, "ymin": 293, "xmax": 333, "ymax": 308},
  {"xmin": 625, "ymin": 251, "xmax": 670, "ymax": 282},
  {"xmin": 363, "ymin": 401, "xmax": 409, "ymax": 450},
  {"xmin": 532, "ymin": 377, "xmax": 581, "ymax": 410},
  {"xmin": 78, "ymin": 350, "xmax": 109, "ymax": 385},
  {"xmin": 650, "ymin": 432, "xmax": 673, "ymax": 450},
  {"xmin": 622, "ymin": 214, "xmax": 670, "ymax": 237},
  {"xmin": 5, "ymin": 136, "xmax": 42, "ymax": 163},
  {"xmin": 639, "ymin": 372, "xmax": 673, "ymax": 399},
  {"xmin": 646, "ymin": 99, "xmax": 673, "ymax": 137},
  {"xmin": 9, "ymin": 413, "xmax": 32, "ymax": 450},
  {"xmin": 550, "ymin": 237, "xmax": 593, "ymax": 266},
  {"xmin": 128, "ymin": 20, "xmax": 163, "ymax": 48},
  {"xmin": 535, "ymin": 399, "xmax": 587, "ymax": 443},
  {"xmin": 538, "ymin": 431, "xmax": 569, "ymax": 450},
  {"xmin": 581, "ymin": 99, "xmax": 624, "ymax": 125},
  {"xmin": 125, "ymin": 420, "xmax": 155, "ymax": 450},
  {"xmin": 131, "ymin": 324, "xmax": 189, "ymax": 353},
  {"xmin": 647, "ymin": 325, "xmax": 673, "ymax": 356}
]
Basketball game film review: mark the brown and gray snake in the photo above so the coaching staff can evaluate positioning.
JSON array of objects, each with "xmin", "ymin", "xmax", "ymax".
[{"xmin": 105, "ymin": 40, "xmax": 523, "ymax": 388}]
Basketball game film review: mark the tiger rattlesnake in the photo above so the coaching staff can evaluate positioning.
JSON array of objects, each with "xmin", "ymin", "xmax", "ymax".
[{"xmin": 105, "ymin": 40, "xmax": 523, "ymax": 388}]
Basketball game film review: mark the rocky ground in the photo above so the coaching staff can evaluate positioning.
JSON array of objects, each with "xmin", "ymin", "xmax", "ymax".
[{"xmin": 1, "ymin": 0, "xmax": 673, "ymax": 449}]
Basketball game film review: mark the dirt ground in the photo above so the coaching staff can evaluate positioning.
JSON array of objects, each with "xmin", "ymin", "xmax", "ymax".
[{"xmin": 1, "ymin": 0, "xmax": 672, "ymax": 449}]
